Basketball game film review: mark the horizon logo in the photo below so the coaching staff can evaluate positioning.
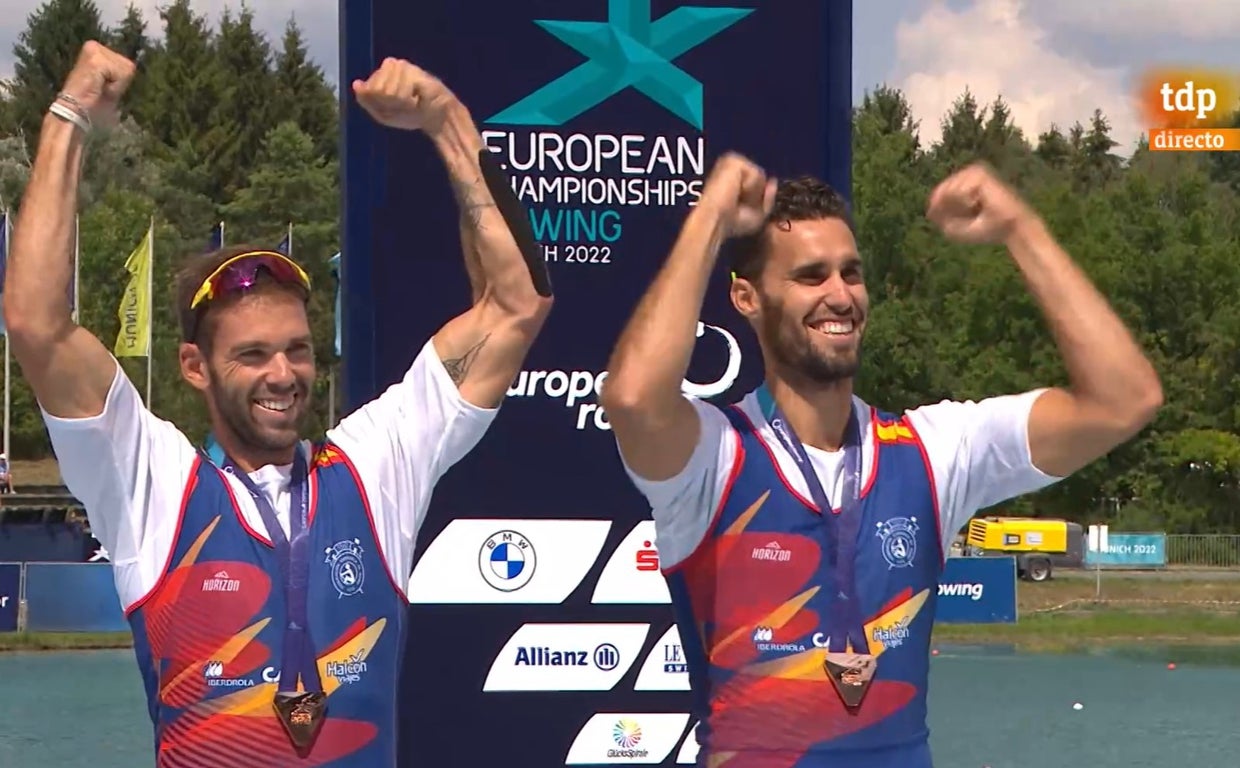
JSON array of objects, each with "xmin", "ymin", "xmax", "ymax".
[
  {"xmin": 751, "ymin": 540, "xmax": 792, "ymax": 562},
  {"xmin": 202, "ymin": 570, "xmax": 240, "ymax": 592},
  {"xmin": 487, "ymin": 0, "xmax": 754, "ymax": 129}
]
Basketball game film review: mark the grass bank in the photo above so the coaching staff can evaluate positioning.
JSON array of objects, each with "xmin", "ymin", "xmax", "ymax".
[
  {"xmin": 3, "ymin": 573, "xmax": 1237, "ymax": 653},
  {"xmin": 932, "ymin": 572, "xmax": 1240, "ymax": 651},
  {"xmin": 0, "ymin": 631, "xmax": 132, "ymax": 651}
]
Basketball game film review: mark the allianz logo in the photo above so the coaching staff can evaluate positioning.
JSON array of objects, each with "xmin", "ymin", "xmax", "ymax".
[
  {"xmin": 514, "ymin": 643, "xmax": 620, "ymax": 671},
  {"xmin": 938, "ymin": 582, "xmax": 985, "ymax": 601}
]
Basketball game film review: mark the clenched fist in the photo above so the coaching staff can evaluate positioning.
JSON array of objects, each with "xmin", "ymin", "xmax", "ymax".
[
  {"xmin": 926, "ymin": 162, "xmax": 1036, "ymax": 245},
  {"xmin": 697, "ymin": 152, "xmax": 777, "ymax": 238},
  {"xmin": 352, "ymin": 58, "xmax": 458, "ymax": 134},
  {"xmin": 60, "ymin": 41, "xmax": 136, "ymax": 127}
]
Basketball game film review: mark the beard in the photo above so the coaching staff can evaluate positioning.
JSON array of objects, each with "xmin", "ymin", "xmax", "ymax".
[
  {"xmin": 208, "ymin": 371, "xmax": 310, "ymax": 455},
  {"xmin": 759, "ymin": 295, "xmax": 862, "ymax": 385}
]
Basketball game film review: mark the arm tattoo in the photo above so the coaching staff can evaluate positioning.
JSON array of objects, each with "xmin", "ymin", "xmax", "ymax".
[
  {"xmin": 451, "ymin": 174, "xmax": 496, "ymax": 229},
  {"xmin": 443, "ymin": 334, "xmax": 490, "ymax": 385}
]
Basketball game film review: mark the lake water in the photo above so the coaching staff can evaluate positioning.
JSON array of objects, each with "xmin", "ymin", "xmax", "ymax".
[{"xmin": 1, "ymin": 644, "xmax": 1236, "ymax": 767}]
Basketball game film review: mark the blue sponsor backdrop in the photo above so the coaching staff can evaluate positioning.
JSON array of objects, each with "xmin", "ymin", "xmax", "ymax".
[
  {"xmin": 934, "ymin": 557, "xmax": 1018, "ymax": 624},
  {"xmin": 24, "ymin": 563, "xmax": 127, "ymax": 632},
  {"xmin": 0, "ymin": 524, "xmax": 91, "ymax": 562},
  {"xmin": 340, "ymin": 0, "xmax": 852, "ymax": 765},
  {"xmin": 0, "ymin": 562, "xmax": 20, "ymax": 632},
  {"xmin": 1084, "ymin": 533, "xmax": 1167, "ymax": 568}
]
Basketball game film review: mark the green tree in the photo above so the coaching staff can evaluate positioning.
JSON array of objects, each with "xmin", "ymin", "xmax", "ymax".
[
  {"xmin": 1034, "ymin": 125, "xmax": 1073, "ymax": 168},
  {"xmin": 5, "ymin": 0, "xmax": 106, "ymax": 154},
  {"xmin": 132, "ymin": 0, "xmax": 220, "ymax": 154},
  {"xmin": 272, "ymin": 17, "xmax": 339, "ymax": 161},
  {"xmin": 107, "ymin": 2, "xmax": 148, "ymax": 65},
  {"xmin": 202, "ymin": 5, "xmax": 277, "ymax": 199}
]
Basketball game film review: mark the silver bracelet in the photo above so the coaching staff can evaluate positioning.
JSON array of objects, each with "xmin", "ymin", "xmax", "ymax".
[
  {"xmin": 48, "ymin": 101, "xmax": 90, "ymax": 134},
  {"xmin": 54, "ymin": 92, "xmax": 93, "ymax": 127}
]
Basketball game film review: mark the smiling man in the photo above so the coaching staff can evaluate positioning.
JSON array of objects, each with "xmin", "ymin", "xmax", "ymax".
[
  {"xmin": 4, "ymin": 43, "xmax": 550, "ymax": 767},
  {"xmin": 599, "ymin": 153, "xmax": 1161, "ymax": 767}
]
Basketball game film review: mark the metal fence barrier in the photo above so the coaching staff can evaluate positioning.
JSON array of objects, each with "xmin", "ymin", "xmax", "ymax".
[{"xmin": 1165, "ymin": 534, "xmax": 1240, "ymax": 568}]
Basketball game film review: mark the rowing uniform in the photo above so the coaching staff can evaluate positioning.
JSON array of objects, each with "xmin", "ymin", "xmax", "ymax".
[
  {"xmin": 42, "ymin": 340, "xmax": 496, "ymax": 767},
  {"xmin": 616, "ymin": 389, "xmax": 1061, "ymax": 768}
]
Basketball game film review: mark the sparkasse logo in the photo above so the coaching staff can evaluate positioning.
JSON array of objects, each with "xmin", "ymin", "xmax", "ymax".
[{"xmin": 1137, "ymin": 67, "xmax": 1240, "ymax": 152}]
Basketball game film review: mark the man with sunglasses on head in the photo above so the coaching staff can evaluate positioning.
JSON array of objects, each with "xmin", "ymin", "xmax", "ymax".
[{"xmin": 4, "ymin": 42, "xmax": 551, "ymax": 768}]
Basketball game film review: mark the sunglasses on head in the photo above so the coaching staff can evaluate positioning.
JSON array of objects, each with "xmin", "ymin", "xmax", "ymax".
[{"xmin": 184, "ymin": 250, "xmax": 312, "ymax": 343}]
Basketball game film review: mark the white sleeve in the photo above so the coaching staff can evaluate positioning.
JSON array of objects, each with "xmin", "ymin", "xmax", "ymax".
[
  {"xmin": 40, "ymin": 360, "xmax": 198, "ymax": 610},
  {"xmin": 326, "ymin": 339, "xmax": 498, "ymax": 586},
  {"xmin": 614, "ymin": 397, "xmax": 739, "ymax": 568},
  {"xmin": 905, "ymin": 389, "xmax": 1063, "ymax": 556}
]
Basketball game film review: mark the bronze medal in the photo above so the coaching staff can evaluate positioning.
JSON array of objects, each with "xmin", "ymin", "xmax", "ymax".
[
  {"xmin": 824, "ymin": 651, "xmax": 877, "ymax": 711},
  {"xmin": 274, "ymin": 691, "xmax": 328, "ymax": 752}
]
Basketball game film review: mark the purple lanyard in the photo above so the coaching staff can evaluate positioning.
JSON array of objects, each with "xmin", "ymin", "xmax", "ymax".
[
  {"xmin": 756, "ymin": 385, "xmax": 869, "ymax": 654},
  {"xmin": 205, "ymin": 438, "xmax": 323, "ymax": 695}
]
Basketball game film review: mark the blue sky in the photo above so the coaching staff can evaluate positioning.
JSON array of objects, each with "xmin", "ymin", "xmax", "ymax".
[{"xmin": 3, "ymin": 0, "xmax": 1238, "ymax": 155}]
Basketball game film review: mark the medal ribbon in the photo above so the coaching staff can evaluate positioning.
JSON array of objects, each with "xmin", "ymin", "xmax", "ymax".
[
  {"xmin": 756, "ymin": 385, "xmax": 869, "ymax": 654},
  {"xmin": 204, "ymin": 437, "xmax": 323, "ymax": 696}
]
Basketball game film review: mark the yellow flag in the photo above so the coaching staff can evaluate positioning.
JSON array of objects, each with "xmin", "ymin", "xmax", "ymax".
[{"xmin": 114, "ymin": 226, "xmax": 152, "ymax": 357}]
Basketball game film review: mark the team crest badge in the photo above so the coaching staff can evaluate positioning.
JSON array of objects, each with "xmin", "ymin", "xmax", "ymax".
[
  {"xmin": 876, "ymin": 517, "xmax": 918, "ymax": 569},
  {"xmin": 325, "ymin": 539, "xmax": 365, "ymax": 597}
]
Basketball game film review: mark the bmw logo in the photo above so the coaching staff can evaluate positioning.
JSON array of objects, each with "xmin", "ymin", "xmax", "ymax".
[{"xmin": 479, "ymin": 530, "xmax": 536, "ymax": 591}]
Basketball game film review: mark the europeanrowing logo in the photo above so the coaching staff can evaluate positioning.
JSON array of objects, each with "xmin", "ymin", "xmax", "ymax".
[
  {"xmin": 877, "ymin": 517, "xmax": 919, "ymax": 569},
  {"xmin": 506, "ymin": 321, "xmax": 743, "ymax": 432},
  {"xmin": 480, "ymin": 530, "xmax": 537, "ymax": 591},
  {"xmin": 325, "ymin": 539, "xmax": 366, "ymax": 597},
  {"xmin": 487, "ymin": 0, "xmax": 754, "ymax": 129}
]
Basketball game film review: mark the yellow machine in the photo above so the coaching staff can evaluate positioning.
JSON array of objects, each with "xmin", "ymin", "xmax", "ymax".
[{"xmin": 963, "ymin": 516, "xmax": 1085, "ymax": 581}]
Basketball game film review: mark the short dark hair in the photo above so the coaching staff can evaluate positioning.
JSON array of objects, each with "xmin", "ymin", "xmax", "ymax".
[
  {"xmin": 726, "ymin": 176, "xmax": 853, "ymax": 282},
  {"xmin": 175, "ymin": 245, "xmax": 309, "ymax": 348}
]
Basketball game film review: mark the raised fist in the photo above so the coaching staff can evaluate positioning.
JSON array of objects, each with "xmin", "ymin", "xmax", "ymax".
[
  {"xmin": 59, "ymin": 41, "xmax": 136, "ymax": 127},
  {"xmin": 926, "ymin": 162, "xmax": 1036, "ymax": 245},
  {"xmin": 697, "ymin": 152, "xmax": 777, "ymax": 237},
  {"xmin": 352, "ymin": 58, "xmax": 458, "ymax": 134}
]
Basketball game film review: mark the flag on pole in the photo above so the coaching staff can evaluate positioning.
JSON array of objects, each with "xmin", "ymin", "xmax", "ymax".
[
  {"xmin": 277, "ymin": 222, "xmax": 292, "ymax": 256},
  {"xmin": 69, "ymin": 214, "xmax": 80, "ymax": 322},
  {"xmin": 207, "ymin": 221, "xmax": 224, "ymax": 251},
  {"xmin": 2, "ymin": 212, "xmax": 9, "ymax": 461},
  {"xmin": 0, "ymin": 212, "xmax": 7, "ymax": 337},
  {"xmin": 114, "ymin": 223, "xmax": 153, "ymax": 358},
  {"xmin": 329, "ymin": 251, "xmax": 341, "ymax": 356}
]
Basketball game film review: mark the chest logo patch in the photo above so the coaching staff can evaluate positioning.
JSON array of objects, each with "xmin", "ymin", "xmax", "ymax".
[
  {"xmin": 325, "ymin": 538, "xmax": 366, "ymax": 597},
  {"xmin": 876, "ymin": 516, "xmax": 919, "ymax": 569}
]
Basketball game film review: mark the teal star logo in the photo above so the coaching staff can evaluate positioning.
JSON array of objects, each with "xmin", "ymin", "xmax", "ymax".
[{"xmin": 488, "ymin": 0, "xmax": 753, "ymax": 130}]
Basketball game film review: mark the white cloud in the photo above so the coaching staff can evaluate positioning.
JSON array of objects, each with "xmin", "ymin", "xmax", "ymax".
[
  {"xmin": 892, "ymin": 0, "xmax": 1142, "ymax": 154},
  {"xmin": 1032, "ymin": 0, "xmax": 1240, "ymax": 40}
]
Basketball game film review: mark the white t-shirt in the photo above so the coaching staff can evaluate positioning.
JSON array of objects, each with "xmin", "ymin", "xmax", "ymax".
[
  {"xmin": 41, "ymin": 339, "xmax": 497, "ymax": 611},
  {"xmin": 618, "ymin": 390, "xmax": 1063, "ymax": 568}
]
